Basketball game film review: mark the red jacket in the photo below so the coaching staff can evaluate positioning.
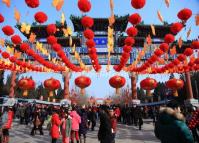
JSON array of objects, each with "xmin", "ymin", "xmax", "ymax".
[
  {"xmin": 110, "ymin": 116, "xmax": 117, "ymax": 133},
  {"xmin": 4, "ymin": 111, "xmax": 14, "ymax": 129},
  {"xmin": 114, "ymin": 108, "xmax": 121, "ymax": 118},
  {"xmin": 70, "ymin": 111, "xmax": 81, "ymax": 131},
  {"xmin": 51, "ymin": 113, "xmax": 61, "ymax": 139}
]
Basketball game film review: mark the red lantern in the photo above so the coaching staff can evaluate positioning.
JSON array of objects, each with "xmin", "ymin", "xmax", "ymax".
[
  {"xmin": 140, "ymin": 78, "xmax": 157, "ymax": 96},
  {"xmin": 125, "ymin": 37, "xmax": 135, "ymax": 46},
  {"xmin": 154, "ymin": 49, "xmax": 164, "ymax": 57},
  {"xmin": 34, "ymin": 11, "xmax": 48, "ymax": 23},
  {"xmin": 123, "ymin": 45, "xmax": 132, "ymax": 53},
  {"xmin": 78, "ymin": 0, "xmax": 91, "ymax": 13},
  {"xmin": 47, "ymin": 36, "xmax": 57, "ymax": 45},
  {"xmin": 44, "ymin": 78, "xmax": 61, "ymax": 97},
  {"xmin": 25, "ymin": 0, "xmax": 40, "ymax": 8},
  {"xmin": 177, "ymin": 54, "xmax": 186, "ymax": 61},
  {"xmin": 75, "ymin": 76, "xmax": 91, "ymax": 95},
  {"xmin": 173, "ymin": 59, "xmax": 180, "ymax": 65},
  {"xmin": 0, "ymin": 13, "xmax": 4, "ymax": 23},
  {"xmin": 191, "ymin": 40, "xmax": 199, "ymax": 49},
  {"xmin": 88, "ymin": 47, "xmax": 97, "ymax": 54},
  {"xmin": 20, "ymin": 43, "xmax": 30, "ymax": 52},
  {"xmin": 126, "ymin": 27, "xmax": 138, "ymax": 37},
  {"xmin": 2, "ymin": 52, "xmax": 10, "ymax": 59},
  {"xmin": 9, "ymin": 56, "xmax": 17, "ymax": 63},
  {"xmin": 83, "ymin": 29, "xmax": 94, "ymax": 39},
  {"xmin": 184, "ymin": 48, "xmax": 193, "ymax": 56},
  {"xmin": 18, "ymin": 78, "xmax": 35, "ymax": 96},
  {"xmin": 129, "ymin": 13, "xmax": 142, "ymax": 25},
  {"xmin": 170, "ymin": 22, "xmax": 183, "ymax": 34},
  {"xmin": 46, "ymin": 24, "xmax": 56, "ymax": 35},
  {"xmin": 131, "ymin": 0, "xmax": 146, "ymax": 9},
  {"xmin": 11, "ymin": 35, "xmax": 22, "ymax": 45},
  {"xmin": 109, "ymin": 75, "xmax": 126, "ymax": 94},
  {"xmin": 159, "ymin": 43, "xmax": 169, "ymax": 52},
  {"xmin": 164, "ymin": 34, "xmax": 175, "ymax": 44},
  {"xmin": 52, "ymin": 43, "xmax": 62, "ymax": 52},
  {"xmin": 166, "ymin": 78, "xmax": 184, "ymax": 97},
  {"xmin": 81, "ymin": 16, "xmax": 94, "ymax": 28},
  {"xmin": 2, "ymin": 25, "xmax": 14, "ymax": 36},
  {"xmin": 86, "ymin": 39, "xmax": 96, "ymax": 48},
  {"xmin": 177, "ymin": 8, "xmax": 192, "ymax": 22}
]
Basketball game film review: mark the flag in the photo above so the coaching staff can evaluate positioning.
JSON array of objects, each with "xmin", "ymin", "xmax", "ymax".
[
  {"xmin": 157, "ymin": 10, "xmax": 164, "ymax": 23},
  {"xmin": 56, "ymin": 0, "xmax": 64, "ymax": 11}
]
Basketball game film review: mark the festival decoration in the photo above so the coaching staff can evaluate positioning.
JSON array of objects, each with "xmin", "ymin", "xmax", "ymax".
[
  {"xmin": 166, "ymin": 78, "xmax": 184, "ymax": 97},
  {"xmin": 11, "ymin": 35, "xmax": 22, "ymax": 45},
  {"xmin": 170, "ymin": 22, "xmax": 183, "ymax": 34},
  {"xmin": 47, "ymin": 35, "xmax": 57, "ymax": 45},
  {"xmin": 46, "ymin": 24, "xmax": 57, "ymax": 35},
  {"xmin": 75, "ymin": 76, "xmax": 91, "ymax": 95},
  {"xmin": 81, "ymin": 16, "xmax": 94, "ymax": 28},
  {"xmin": 14, "ymin": 7, "xmax": 21, "ymax": 23},
  {"xmin": 34, "ymin": 11, "xmax": 48, "ymax": 23},
  {"xmin": 44, "ymin": 78, "xmax": 61, "ymax": 97},
  {"xmin": 131, "ymin": 0, "xmax": 146, "ymax": 9},
  {"xmin": 128, "ymin": 13, "xmax": 142, "ymax": 25},
  {"xmin": 18, "ymin": 78, "xmax": 35, "ymax": 96},
  {"xmin": 177, "ymin": 8, "xmax": 192, "ymax": 22},
  {"xmin": 109, "ymin": 76, "xmax": 126, "ymax": 94},
  {"xmin": 2, "ymin": 25, "xmax": 14, "ymax": 36},
  {"xmin": 0, "ymin": 13, "xmax": 4, "ymax": 23},
  {"xmin": 127, "ymin": 27, "xmax": 138, "ymax": 37},
  {"xmin": 25, "ymin": 0, "xmax": 40, "ymax": 8},
  {"xmin": 78, "ymin": 0, "xmax": 91, "ymax": 13},
  {"xmin": 191, "ymin": 40, "xmax": 199, "ymax": 49},
  {"xmin": 164, "ymin": 34, "xmax": 175, "ymax": 44},
  {"xmin": 140, "ymin": 78, "xmax": 157, "ymax": 96}
]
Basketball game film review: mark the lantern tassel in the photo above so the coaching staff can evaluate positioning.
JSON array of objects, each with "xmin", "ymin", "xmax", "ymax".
[
  {"xmin": 49, "ymin": 91, "xmax": 54, "ymax": 97},
  {"xmin": 23, "ymin": 90, "xmax": 28, "ymax": 97},
  {"xmin": 80, "ymin": 88, "xmax": 85, "ymax": 96},
  {"xmin": 116, "ymin": 88, "xmax": 120, "ymax": 95},
  {"xmin": 146, "ymin": 90, "xmax": 152, "ymax": 96},
  {"xmin": 173, "ymin": 90, "xmax": 178, "ymax": 97}
]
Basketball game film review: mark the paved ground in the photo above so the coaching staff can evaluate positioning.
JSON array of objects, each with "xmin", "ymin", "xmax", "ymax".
[{"xmin": 9, "ymin": 120, "xmax": 160, "ymax": 143}]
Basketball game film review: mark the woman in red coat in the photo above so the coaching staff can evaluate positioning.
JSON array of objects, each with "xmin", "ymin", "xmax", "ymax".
[{"xmin": 51, "ymin": 109, "xmax": 61, "ymax": 143}]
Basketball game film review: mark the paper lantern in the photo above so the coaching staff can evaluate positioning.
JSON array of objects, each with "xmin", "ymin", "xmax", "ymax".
[
  {"xmin": 47, "ymin": 35, "xmax": 57, "ymax": 45},
  {"xmin": 131, "ymin": 0, "xmax": 146, "ymax": 9},
  {"xmin": 159, "ymin": 43, "xmax": 169, "ymax": 52},
  {"xmin": 166, "ymin": 78, "xmax": 184, "ymax": 97},
  {"xmin": 129, "ymin": 13, "xmax": 142, "ymax": 25},
  {"xmin": 164, "ymin": 34, "xmax": 175, "ymax": 44},
  {"xmin": 83, "ymin": 29, "xmax": 94, "ymax": 39},
  {"xmin": 109, "ymin": 75, "xmax": 126, "ymax": 94},
  {"xmin": 20, "ymin": 43, "xmax": 30, "ymax": 51},
  {"xmin": 2, "ymin": 52, "xmax": 10, "ymax": 59},
  {"xmin": 52, "ymin": 43, "xmax": 62, "ymax": 52},
  {"xmin": 154, "ymin": 49, "xmax": 164, "ymax": 57},
  {"xmin": 177, "ymin": 54, "xmax": 186, "ymax": 61},
  {"xmin": 2, "ymin": 25, "xmax": 14, "ymax": 36},
  {"xmin": 11, "ymin": 35, "xmax": 22, "ymax": 45},
  {"xmin": 177, "ymin": 8, "xmax": 192, "ymax": 22},
  {"xmin": 75, "ymin": 76, "xmax": 91, "ymax": 95},
  {"xmin": 0, "ymin": 13, "xmax": 4, "ymax": 23},
  {"xmin": 86, "ymin": 39, "xmax": 96, "ymax": 48},
  {"xmin": 44, "ymin": 78, "xmax": 61, "ymax": 97},
  {"xmin": 126, "ymin": 27, "xmax": 138, "ymax": 37},
  {"xmin": 81, "ymin": 16, "xmax": 94, "ymax": 28},
  {"xmin": 34, "ymin": 11, "xmax": 48, "ymax": 23},
  {"xmin": 78, "ymin": 0, "xmax": 91, "ymax": 13},
  {"xmin": 191, "ymin": 40, "xmax": 199, "ymax": 49},
  {"xmin": 9, "ymin": 56, "xmax": 17, "ymax": 63},
  {"xmin": 18, "ymin": 78, "xmax": 35, "ymax": 96},
  {"xmin": 46, "ymin": 24, "xmax": 56, "ymax": 35},
  {"xmin": 124, "ymin": 37, "xmax": 135, "ymax": 46},
  {"xmin": 170, "ymin": 22, "xmax": 183, "ymax": 34},
  {"xmin": 140, "ymin": 78, "xmax": 157, "ymax": 96},
  {"xmin": 25, "ymin": 0, "xmax": 40, "ymax": 8},
  {"xmin": 184, "ymin": 48, "xmax": 193, "ymax": 56},
  {"xmin": 123, "ymin": 45, "xmax": 132, "ymax": 53}
]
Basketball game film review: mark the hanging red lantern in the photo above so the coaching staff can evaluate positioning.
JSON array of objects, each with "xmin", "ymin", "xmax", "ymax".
[
  {"xmin": 154, "ymin": 49, "xmax": 164, "ymax": 57},
  {"xmin": 131, "ymin": 0, "xmax": 146, "ymax": 9},
  {"xmin": 52, "ymin": 43, "xmax": 62, "ymax": 52},
  {"xmin": 88, "ymin": 47, "xmax": 97, "ymax": 54},
  {"xmin": 184, "ymin": 48, "xmax": 193, "ymax": 56},
  {"xmin": 159, "ymin": 43, "xmax": 169, "ymax": 52},
  {"xmin": 173, "ymin": 59, "xmax": 180, "ymax": 65},
  {"xmin": 123, "ymin": 45, "xmax": 132, "ymax": 53},
  {"xmin": 140, "ymin": 78, "xmax": 157, "ymax": 96},
  {"xmin": 20, "ymin": 43, "xmax": 30, "ymax": 52},
  {"xmin": 164, "ymin": 34, "xmax": 175, "ymax": 44},
  {"xmin": 18, "ymin": 78, "xmax": 35, "ymax": 96},
  {"xmin": 11, "ymin": 35, "xmax": 22, "ymax": 45},
  {"xmin": 177, "ymin": 8, "xmax": 192, "ymax": 22},
  {"xmin": 126, "ymin": 27, "xmax": 138, "ymax": 37},
  {"xmin": 25, "ymin": 0, "xmax": 40, "ymax": 8},
  {"xmin": 86, "ymin": 39, "xmax": 96, "ymax": 48},
  {"xmin": 75, "ymin": 76, "xmax": 91, "ymax": 95},
  {"xmin": 46, "ymin": 24, "xmax": 56, "ymax": 35},
  {"xmin": 78, "ymin": 0, "xmax": 91, "ymax": 13},
  {"xmin": 81, "ymin": 16, "xmax": 94, "ymax": 28},
  {"xmin": 129, "ymin": 13, "xmax": 142, "ymax": 25},
  {"xmin": 34, "ymin": 11, "xmax": 48, "ymax": 23},
  {"xmin": 47, "ymin": 35, "xmax": 57, "ymax": 45},
  {"xmin": 191, "ymin": 40, "xmax": 199, "ymax": 49},
  {"xmin": 177, "ymin": 54, "xmax": 186, "ymax": 61},
  {"xmin": 0, "ymin": 13, "xmax": 4, "ymax": 23},
  {"xmin": 166, "ymin": 78, "xmax": 184, "ymax": 97},
  {"xmin": 170, "ymin": 22, "xmax": 183, "ymax": 34},
  {"xmin": 9, "ymin": 56, "xmax": 17, "ymax": 63},
  {"xmin": 83, "ymin": 29, "xmax": 94, "ymax": 39},
  {"xmin": 2, "ymin": 25, "xmax": 14, "ymax": 36},
  {"xmin": 44, "ymin": 78, "xmax": 61, "ymax": 97},
  {"xmin": 109, "ymin": 75, "xmax": 126, "ymax": 95},
  {"xmin": 2, "ymin": 52, "xmax": 10, "ymax": 59},
  {"xmin": 124, "ymin": 37, "xmax": 135, "ymax": 46}
]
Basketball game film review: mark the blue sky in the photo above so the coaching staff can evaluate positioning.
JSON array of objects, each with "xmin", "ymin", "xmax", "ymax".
[{"xmin": 0, "ymin": 0, "xmax": 199, "ymax": 98}]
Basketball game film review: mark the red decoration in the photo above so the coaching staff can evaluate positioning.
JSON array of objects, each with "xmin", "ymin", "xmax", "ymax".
[
  {"xmin": 88, "ymin": 47, "xmax": 97, "ymax": 54},
  {"xmin": 44, "ymin": 78, "xmax": 61, "ymax": 97},
  {"xmin": 109, "ymin": 75, "xmax": 126, "ymax": 94},
  {"xmin": 52, "ymin": 43, "xmax": 62, "ymax": 52},
  {"xmin": 127, "ymin": 27, "xmax": 138, "ymax": 37},
  {"xmin": 34, "ymin": 11, "xmax": 48, "ymax": 23},
  {"xmin": 86, "ymin": 39, "xmax": 96, "ymax": 48},
  {"xmin": 164, "ymin": 34, "xmax": 175, "ymax": 44},
  {"xmin": 18, "ymin": 78, "xmax": 35, "ymax": 96},
  {"xmin": 83, "ymin": 29, "xmax": 94, "ymax": 39},
  {"xmin": 75, "ymin": 76, "xmax": 91, "ymax": 95},
  {"xmin": 177, "ymin": 54, "xmax": 186, "ymax": 61},
  {"xmin": 154, "ymin": 49, "xmax": 164, "ymax": 57},
  {"xmin": 191, "ymin": 40, "xmax": 199, "ymax": 49},
  {"xmin": 0, "ymin": 13, "xmax": 4, "ymax": 23},
  {"xmin": 166, "ymin": 78, "xmax": 184, "ymax": 90},
  {"xmin": 2, "ymin": 52, "xmax": 10, "ymax": 59},
  {"xmin": 9, "ymin": 56, "xmax": 17, "ymax": 63},
  {"xmin": 2, "ymin": 25, "xmax": 14, "ymax": 36},
  {"xmin": 184, "ymin": 48, "xmax": 193, "ymax": 56},
  {"xmin": 140, "ymin": 78, "xmax": 157, "ymax": 96},
  {"xmin": 25, "ymin": 0, "xmax": 40, "ymax": 8},
  {"xmin": 124, "ymin": 37, "xmax": 135, "ymax": 46},
  {"xmin": 131, "ymin": 0, "xmax": 146, "ymax": 9},
  {"xmin": 159, "ymin": 43, "xmax": 169, "ymax": 52},
  {"xmin": 20, "ymin": 43, "xmax": 30, "ymax": 51},
  {"xmin": 47, "ymin": 36, "xmax": 57, "ymax": 45},
  {"xmin": 177, "ymin": 8, "xmax": 192, "ymax": 22},
  {"xmin": 129, "ymin": 13, "xmax": 142, "ymax": 25},
  {"xmin": 46, "ymin": 24, "xmax": 56, "ymax": 35},
  {"xmin": 81, "ymin": 16, "xmax": 94, "ymax": 28},
  {"xmin": 11, "ymin": 35, "xmax": 22, "ymax": 45},
  {"xmin": 170, "ymin": 22, "xmax": 183, "ymax": 34},
  {"xmin": 123, "ymin": 45, "xmax": 132, "ymax": 53},
  {"xmin": 78, "ymin": 0, "xmax": 91, "ymax": 13}
]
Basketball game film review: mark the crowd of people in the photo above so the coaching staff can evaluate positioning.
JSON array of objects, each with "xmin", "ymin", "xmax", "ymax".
[{"xmin": 0, "ymin": 100, "xmax": 198, "ymax": 143}]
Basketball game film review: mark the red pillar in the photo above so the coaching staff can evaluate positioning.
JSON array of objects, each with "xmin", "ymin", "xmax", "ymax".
[
  {"xmin": 185, "ymin": 72, "xmax": 193, "ymax": 99},
  {"xmin": 130, "ymin": 73, "xmax": 137, "ymax": 99},
  {"xmin": 63, "ymin": 71, "xmax": 70, "ymax": 99},
  {"xmin": 9, "ymin": 71, "xmax": 17, "ymax": 98}
]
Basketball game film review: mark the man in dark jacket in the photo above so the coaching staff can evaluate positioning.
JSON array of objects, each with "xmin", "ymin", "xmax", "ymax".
[{"xmin": 154, "ymin": 100, "xmax": 194, "ymax": 143}]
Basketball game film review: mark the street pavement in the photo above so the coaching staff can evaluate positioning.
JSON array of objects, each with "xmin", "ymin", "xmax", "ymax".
[{"xmin": 9, "ymin": 120, "xmax": 160, "ymax": 143}]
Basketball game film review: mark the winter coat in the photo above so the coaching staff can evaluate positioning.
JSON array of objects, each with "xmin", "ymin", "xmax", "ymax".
[
  {"xmin": 3, "ymin": 111, "xmax": 14, "ymax": 129},
  {"xmin": 155, "ymin": 107, "xmax": 194, "ymax": 143},
  {"xmin": 79, "ymin": 110, "xmax": 88, "ymax": 135},
  {"xmin": 61, "ymin": 117, "xmax": 72, "ymax": 137},
  {"xmin": 51, "ymin": 113, "xmax": 61, "ymax": 139},
  {"xmin": 98, "ymin": 110, "xmax": 112, "ymax": 143},
  {"xmin": 110, "ymin": 116, "xmax": 117, "ymax": 133},
  {"xmin": 70, "ymin": 111, "xmax": 81, "ymax": 131}
]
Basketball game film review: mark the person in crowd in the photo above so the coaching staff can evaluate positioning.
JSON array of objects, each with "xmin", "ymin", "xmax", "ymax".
[
  {"xmin": 138, "ymin": 107, "xmax": 143, "ymax": 130},
  {"xmin": 154, "ymin": 100, "xmax": 194, "ymax": 143},
  {"xmin": 109, "ymin": 108, "xmax": 117, "ymax": 143},
  {"xmin": 24, "ymin": 104, "xmax": 32, "ymax": 125},
  {"xmin": 61, "ymin": 108, "xmax": 72, "ymax": 143},
  {"xmin": 98, "ymin": 106, "xmax": 112, "ymax": 143},
  {"xmin": 90, "ymin": 108, "xmax": 97, "ymax": 131},
  {"xmin": 30, "ymin": 107, "xmax": 44, "ymax": 136},
  {"xmin": 2, "ymin": 106, "xmax": 14, "ymax": 143},
  {"xmin": 19, "ymin": 104, "xmax": 25, "ymax": 124},
  {"xmin": 50, "ymin": 107, "xmax": 61, "ymax": 143},
  {"xmin": 79, "ymin": 105, "xmax": 88, "ymax": 143},
  {"xmin": 70, "ymin": 106, "xmax": 81, "ymax": 143}
]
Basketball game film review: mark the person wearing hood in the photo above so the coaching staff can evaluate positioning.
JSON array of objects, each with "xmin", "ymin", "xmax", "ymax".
[{"xmin": 154, "ymin": 100, "xmax": 194, "ymax": 143}]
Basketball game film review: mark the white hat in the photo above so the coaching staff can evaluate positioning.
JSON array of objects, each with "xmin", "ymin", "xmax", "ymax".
[{"xmin": 3, "ymin": 98, "xmax": 16, "ymax": 107}]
